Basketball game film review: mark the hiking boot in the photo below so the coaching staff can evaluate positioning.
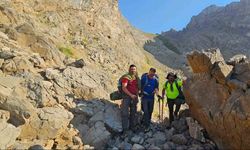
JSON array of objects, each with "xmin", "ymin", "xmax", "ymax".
[
  {"xmin": 174, "ymin": 113, "xmax": 179, "ymax": 120},
  {"xmin": 144, "ymin": 126, "xmax": 150, "ymax": 132},
  {"xmin": 121, "ymin": 130, "xmax": 132, "ymax": 139}
]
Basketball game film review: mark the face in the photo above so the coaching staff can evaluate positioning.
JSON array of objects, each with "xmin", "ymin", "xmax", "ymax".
[
  {"xmin": 148, "ymin": 70, "xmax": 155, "ymax": 78},
  {"xmin": 129, "ymin": 66, "xmax": 137, "ymax": 75},
  {"xmin": 168, "ymin": 75, "xmax": 175, "ymax": 82}
]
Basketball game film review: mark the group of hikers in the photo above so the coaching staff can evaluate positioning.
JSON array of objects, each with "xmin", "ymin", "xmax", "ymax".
[{"xmin": 116, "ymin": 64, "xmax": 185, "ymax": 132}]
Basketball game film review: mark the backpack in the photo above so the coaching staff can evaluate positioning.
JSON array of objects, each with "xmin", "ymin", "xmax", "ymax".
[
  {"xmin": 110, "ymin": 73, "xmax": 140, "ymax": 101},
  {"xmin": 117, "ymin": 73, "xmax": 133, "ymax": 93},
  {"xmin": 165, "ymin": 79, "xmax": 185, "ymax": 104},
  {"xmin": 141, "ymin": 73, "xmax": 159, "ymax": 95}
]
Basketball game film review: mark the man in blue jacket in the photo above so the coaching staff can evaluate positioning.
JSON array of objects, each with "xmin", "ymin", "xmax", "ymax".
[{"xmin": 141, "ymin": 68, "xmax": 159, "ymax": 131}]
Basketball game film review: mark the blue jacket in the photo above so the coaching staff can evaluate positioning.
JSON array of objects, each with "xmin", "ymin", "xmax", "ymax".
[{"xmin": 141, "ymin": 73, "xmax": 159, "ymax": 100}]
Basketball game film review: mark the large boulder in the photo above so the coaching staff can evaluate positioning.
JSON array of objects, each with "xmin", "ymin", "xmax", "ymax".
[
  {"xmin": 0, "ymin": 77, "xmax": 36, "ymax": 126},
  {"xmin": 84, "ymin": 121, "xmax": 111, "ymax": 149},
  {"xmin": 19, "ymin": 106, "xmax": 73, "ymax": 140},
  {"xmin": 184, "ymin": 48, "xmax": 250, "ymax": 149},
  {"xmin": 0, "ymin": 120, "xmax": 21, "ymax": 149}
]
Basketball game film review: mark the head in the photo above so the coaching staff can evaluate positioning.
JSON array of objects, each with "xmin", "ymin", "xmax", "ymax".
[
  {"xmin": 129, "ymin": 64, "xmax": 137, "ymax": 76},
  {"xmin": 148, "ymin": 68, "xmax": 156, "ymax": 78},
  {"xmin": 166, "ymin": 72, "xmax": 176, "ymax": 82}
]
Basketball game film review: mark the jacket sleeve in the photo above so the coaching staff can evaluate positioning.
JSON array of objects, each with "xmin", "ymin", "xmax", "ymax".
[
  {"xmin": 155, "ymin": 78, "xmax": 159, "ymax": 89},
  {"xmin": 177, "ymin": 80, "xmax": 183, "ymax": 87}
]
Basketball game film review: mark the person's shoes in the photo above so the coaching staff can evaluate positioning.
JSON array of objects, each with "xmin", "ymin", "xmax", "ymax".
[
  {"xmin": 174, "ymin": 113, "xmax": 179, "ymax": 120},
  {"xmin": 144, "ymin": 126, "xmax": 150, "ymax": 132},
  {"xmin": 166, "ymin": 121, "xmax": 172, "ymax": 130}
]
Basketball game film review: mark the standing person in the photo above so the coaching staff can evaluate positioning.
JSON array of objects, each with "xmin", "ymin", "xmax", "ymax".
[
  {"xmin": 141, "ymin": 68, "xmax": 159, "ymax": 131},
  {"xmin": 162, "ymin": 72, "xmax": 183, "ymax": 125},
  {"xmin": 121, "ymin": 64, "xmax": 140, "ymax": 132}
]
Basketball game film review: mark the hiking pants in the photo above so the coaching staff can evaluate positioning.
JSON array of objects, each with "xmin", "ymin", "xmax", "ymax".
[
  {"xmin": 141, "ymin": 98, "xmax": 154, "ymax": 127},
  {"xmin": 121, "ymin": 97, "xmax": 138, "ymax": 131},
  {"xmin": 167, "ymin": 98, "xmax": 181, "ymax": 123}
]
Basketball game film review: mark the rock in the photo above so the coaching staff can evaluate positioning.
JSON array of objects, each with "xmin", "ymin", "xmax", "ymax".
[
  {"xmin": 28, "ymin": 145, "xmax": 44, "ymax": 150},
  {"xmin": 132, "ymin": 144, "xmax": 145, "ymax": 150},
  {"xmin": 0, "ymin": 76, "xmax": 23, "ymax": 88},
  {"xmin": 0, "ymin": 31, "xmax": 9, "ymax": 39},
  {"xmin": 68, "ymin": 59, "xmax": 86, "ymax": 68},
  {"xmin": 119, "ymin": 142, "xmax": 132, "ymax": 150},
  {"xmin": 186, "ymin": 117, "xmax": 205, "ymax": 142},
  {"xmin": 45, "ymin": 68, "xmax": 61, "ymax": 80},
  {"xmin": 211, "ymin": 61, "xmax": 233, "ymax": 84},
  {"xmin": 152, "ymin": 131, "xmax": 167, "ymax": 145},
  {"xmin": 16, "ymin": 23, "xmax": 35, "ymax": 35},
  {"xmin": 2, "ymin": 59, "xmax": 17, "ymax": 73},
  {"xmin": 0, "ymin": 120, "xmax": 21, "ymax": 149},
  {"xmin": 148, "ymin": 145, "xmax": 161, "ymax": 150},
  {"xmin": 29, "ymin": 53, "xmax": 46, "ymax": 68},
  {"xmin": 187, "ymin": 49, "xmax": 225, "ymax": 74},
  {"xmin": 13, "ymin": 56, "xmax": 34, "ymax": 72},
  {"xmin": 171, "ymin": 134, "xmax": 188, "ymax": 145},
  {"xmin": 104, "ymin": 103, "xmax": 122, "ymax": 133},
  {"xmin": 172, "ymin": 118, "xmax": 188, "ymax": 133},
  {"xmin": 131, "ymin": 135, "xmax": 144, "ymax": 144},
  {"xmin": 188, "ymin": 144, "xmax": 204, "ymax": 150},
  {"xmin": 72, "ymin": 136, "xmax": 82, "ymax": 145},
  {"xmin": 75, "ymin": 102, "xmax": 95, "ymax": 116},
  {"xmin": 0, "ymin": 59, "xmax": 4, "ymax": 67},
  {"xmin": 89, "ymin": 111, "xmax": 104, "ymax": 126},
  {"xmin": 0, "ymin": 80, "xmax": 35, "ymax": 126},
  {"xmin": 227, "ymin": 79, "xmax": 247, "ymax": 91},
  {"xmin": 29, "ymin": 36, "xmax": 65, "ymax": 65},
  {"xmin": 163, "ymin": 141, "xmax": 175, "ymax": 150},
  {"xmin": 145, "ymin": 131, "xmax": 153, "ymax": 138},
  {"xmin": 112, "ymin": 147, "xmax": 119, "ymax": 150},
  {"xmin": 19, "ymin": 107, "xmax": 73, "ymax": 140},
  {"xmin": 227, "ymin": 54, "xmax": 247, "ymax": 66},
  {"xmin": 185, "ymin": 49, "xmax": 250, "ymax": 149},
  {"xmin": 176, "ymin": 145, "xmax": 188, "ymax": 150},
  {"xmin": 165, "ymin": 127, "xmax": 175, "ymax": 141},
  {"xmin": 0, "ymin": 110, "xmax": 10, "ymax": 120},
  {"xmin": 0, "ymin": 50, "xmax": 15, "ymax": 59},
  {"xmin": 27, "ymin": 79, "xmax": 57, "ymax": 107},
  {"xmin": 83, "ymin": 145, "xmax": 95, "ymax": 150},
  {"xmin": 84, "ymin": 121, "xmax": 111, "ymax": 149},
  {"xmin": 234, "ymin": 62, "xmax": 250, "ymax": 75}
]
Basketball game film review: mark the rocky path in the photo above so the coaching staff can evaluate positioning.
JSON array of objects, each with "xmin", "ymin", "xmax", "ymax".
[
  {"xmin": 70, "ymin": 98, "xmax": 217, "ymax": 150},
  {"xmin": 107, "ymin": 111, "xmax": 217, "ymax": 150}
]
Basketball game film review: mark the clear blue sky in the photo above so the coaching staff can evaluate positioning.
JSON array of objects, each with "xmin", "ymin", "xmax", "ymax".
[{"xmin": 119, "ymin": 0, "xmax": 240, "ymax": 34}]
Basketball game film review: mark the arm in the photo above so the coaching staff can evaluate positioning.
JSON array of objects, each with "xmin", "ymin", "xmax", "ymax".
[
  {"xmin": 154, "ymin": 79, "xmax": 160, "ymax": 96},
  {"xmin": 122, "ymin": 81, "xmax": 137, "ymax": 100},
  {"xmin": 162, "ymin": 88, "xmax": 165, "ymax": 100}
]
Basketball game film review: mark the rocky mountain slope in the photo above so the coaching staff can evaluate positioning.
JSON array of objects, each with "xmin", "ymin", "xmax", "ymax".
[
  {"xmin": 0, "ymin": 0, "xmax": 168, "ymax": 98},
  {"xmin": 145, "ymin": 0, "xmax": 250, "ymax": 68},
  {"xmin": 0, "ymin": 0, "xmax": 171, "ymax": 149}
]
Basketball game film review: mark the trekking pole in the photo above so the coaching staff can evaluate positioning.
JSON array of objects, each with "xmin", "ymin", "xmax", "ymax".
[
  {"xmin": 157, "ymin": 95, "xmax": 163, "ymax": 123},
  {"xmin": 161, "ymin": 97, "xmax": 164, "ymax": 122},
  {"xmin": 158, "ymin": 96, "xmax": 161, "ymax": 122}
]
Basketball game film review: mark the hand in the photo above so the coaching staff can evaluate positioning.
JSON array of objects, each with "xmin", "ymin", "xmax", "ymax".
[
  {"xmin": 131, "ymin": 94, "xmax": 137, "ymax": 100},
  {"xmin": 157, "ymin": 95, "xmax": 162, "ymax": 99},
  {"xmin": 138, "ymin": 92, "xmax": 143, "ymax": 97}
]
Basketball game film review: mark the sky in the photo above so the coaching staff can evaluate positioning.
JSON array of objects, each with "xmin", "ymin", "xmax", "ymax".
[{"xmin": 118, "ymin": 0, "xmax": 240, "ymax": 34}]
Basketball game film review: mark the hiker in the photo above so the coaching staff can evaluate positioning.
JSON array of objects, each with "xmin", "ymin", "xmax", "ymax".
[
  {"xmin": 140, "ymin": 68, "xmax": 159, "ymax": 131},
  {"xmin": 162, "ymin": 72, "xmax": 184, "ymax": 125},
  {"xmin": 121, "ymin": 64, "xmax": 140, "ymax": 131}
]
